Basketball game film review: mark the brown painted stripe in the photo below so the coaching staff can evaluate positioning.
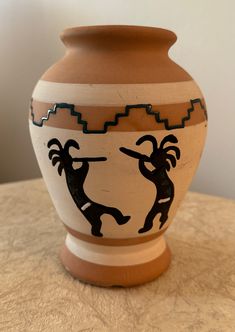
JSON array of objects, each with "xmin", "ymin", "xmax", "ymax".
[
  {"xmin": 60, "ymin": 243, "xmax": 171, "ymax": 287},
  {"xmin": 29, "ymin": 99, "xmax": 207, "ymax": 132},
  {"xmin": 64, "ymin": 224, "xmax": 168, "ymax": 246}
]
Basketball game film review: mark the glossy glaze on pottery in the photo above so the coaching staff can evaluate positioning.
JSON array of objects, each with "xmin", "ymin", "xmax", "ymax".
[{"xmin": 29, "ymin": 25, "xmax": 207, "ymax": 286}]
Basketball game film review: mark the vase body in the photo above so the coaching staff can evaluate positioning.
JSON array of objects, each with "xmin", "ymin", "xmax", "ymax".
[{"xmin": 29, "ymin": 25, "xmax": 207, "ymax": 286}]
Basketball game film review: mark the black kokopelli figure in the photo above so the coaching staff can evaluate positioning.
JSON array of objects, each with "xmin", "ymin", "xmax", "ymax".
[
  {"xmin": 48, "ymin": 138, "xmax": 130, "ymax": 237},
  {"xmin": 120, "ymin": 134, "xmax": 180, "ymax": 233}
]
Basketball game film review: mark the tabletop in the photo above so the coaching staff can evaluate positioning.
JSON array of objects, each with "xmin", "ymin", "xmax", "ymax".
[{"xmin": 0, "ymin": 178, "xmax": 234, "ymax": 332}]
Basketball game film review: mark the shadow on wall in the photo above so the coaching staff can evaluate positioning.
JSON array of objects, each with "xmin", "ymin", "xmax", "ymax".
[{"xmin": 0, "ymin": 1, "xmax": 65, "ymax": 183}]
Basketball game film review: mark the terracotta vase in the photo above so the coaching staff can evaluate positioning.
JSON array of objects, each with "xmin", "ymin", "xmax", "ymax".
[{"xmin": 29, "ymin": 25, "xmax": 207, "ymax": 287}]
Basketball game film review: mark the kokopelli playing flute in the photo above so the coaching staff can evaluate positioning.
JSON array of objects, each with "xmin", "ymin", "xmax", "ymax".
[
  {"xmin": 48, "ymin": 138, "xmax": 130, "ymax": 237},
  {"xmin": 120, "ymin": 134, "xmax": 180, "ymax": 233}
]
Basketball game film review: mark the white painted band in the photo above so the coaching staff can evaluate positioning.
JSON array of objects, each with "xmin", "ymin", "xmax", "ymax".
[
  {"xmin": 81, "ymin": 202, "xmax": 92, "ymax": 211},
  {"xmin": 65, "ymin": 233, "xmax": 166, "ymax": 266},
  {"xmin": 32, "ymin": 80, "xmax": 202, "ymax": 106},
  {"xmin": 158, "ymin": 197, "xmax": 171, "ymax": 203}
]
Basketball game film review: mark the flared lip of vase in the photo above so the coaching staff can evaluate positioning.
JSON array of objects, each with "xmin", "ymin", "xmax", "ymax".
[{"xmin": 60, "ymin": 24, "xmax": 177, "ymax": 48}]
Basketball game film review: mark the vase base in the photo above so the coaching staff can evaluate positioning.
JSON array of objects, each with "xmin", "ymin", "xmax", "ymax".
[{"xmin": 60, "ymin": 234, "xmax": 171, "ymax": 287}]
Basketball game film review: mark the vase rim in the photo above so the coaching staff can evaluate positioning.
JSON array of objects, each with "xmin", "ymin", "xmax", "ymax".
[{"xmin": 60, "ymin": 25, "xmax": 177, "ymax": 47}]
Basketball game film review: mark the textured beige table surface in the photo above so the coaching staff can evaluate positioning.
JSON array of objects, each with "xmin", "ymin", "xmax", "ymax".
[{"xmin": 0, "ymin": 179, "xmax": 235, "ymax": 332}]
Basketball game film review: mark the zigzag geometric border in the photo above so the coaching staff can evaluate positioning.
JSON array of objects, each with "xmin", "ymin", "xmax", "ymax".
[{"xmin": 30, "ymin": 98, "xmax": 207, "ymax": 134}]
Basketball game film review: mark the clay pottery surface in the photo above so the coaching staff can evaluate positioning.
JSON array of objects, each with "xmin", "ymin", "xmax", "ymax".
[{"xmin": 29, "ymin": 25, "xmax": 207, "ymax": 287}]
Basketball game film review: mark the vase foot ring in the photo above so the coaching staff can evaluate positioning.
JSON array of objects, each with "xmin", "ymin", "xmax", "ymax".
[{"xmin": 60, "ymin": 234, "xmax": 171, "ymax": 287}]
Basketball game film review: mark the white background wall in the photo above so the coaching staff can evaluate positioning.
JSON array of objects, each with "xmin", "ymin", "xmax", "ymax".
[{"xmin": 0, "ymin": 0, "xmax": 235, "ymax": 198}]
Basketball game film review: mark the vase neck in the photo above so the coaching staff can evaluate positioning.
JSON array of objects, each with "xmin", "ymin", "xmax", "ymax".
[{"xmin": 41, "ymin": 25, "xmax": 192, "ymax": 84}]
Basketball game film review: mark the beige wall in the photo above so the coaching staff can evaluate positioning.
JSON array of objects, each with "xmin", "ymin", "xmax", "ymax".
[{"xmin": 0, "ymin": 0, "xmax": 234, "ymax": 198}]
